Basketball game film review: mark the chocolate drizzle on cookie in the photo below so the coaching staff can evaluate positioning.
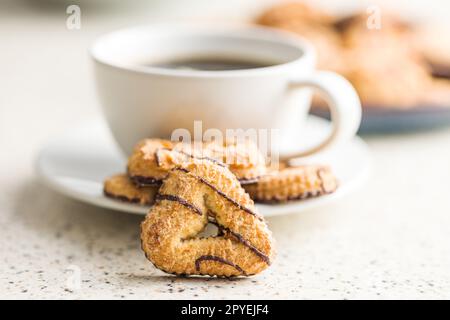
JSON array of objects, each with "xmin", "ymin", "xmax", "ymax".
[
  {"xmin": 129, "ymin": 175, "xmax": 163, "ymax": 187},
  {"xmin": 103, "ymin": 174, "xmax": 157, "ymax": 205},
  {"xmin": 199, "ymin": 176, "xmax": 262, "ymax": 219},
  {"xmin": 140, "ymin": 159, "xmax": 273, "ymax": 277},
  {"xmin": 156, "ymin": 194, "xmax": 203, "ymax": 215},
  {"xmin": 155, "ymin": 148, "xmax": 227, "ymax": 168},
  {"xmin": 174, "ymin": 167, "xmax": 262, "ymax": 220},
  {"xmin": 157, "ymin": 166, "xmax": 270, "ymax": 267},
  {"xmin": 195, "ymin": 255, "xmax": 246, "ymax": 276},
  {"xmin": 244, "ymin": 165, "xmax": 338, "ymax": 204},
  {"xmin": 103, "ymin": 189, "xmax": 143, "ymax": 204},
  {"xmin": 208, "ymin": 220, "xmax": 271, "ymax": 265},
  {"xmin": 156, "ymin": 191, "xmax": 270, "ymax": 265},
  {"xmin": 180, "ymin": 152, "xmax": 227, "ymax": 168},
  {"xmin": 237, "ymin": 176, "xmax": 262, "ymax": 185},
  {"xmin": 223, "ymin": 227, "xmax": 271, "ymax": 265}
]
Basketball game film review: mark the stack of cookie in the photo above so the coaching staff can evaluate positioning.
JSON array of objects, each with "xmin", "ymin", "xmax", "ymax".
[
  {"xmin": 104, "ymin": 138, "xmax": 337, "ymax": 206},
  {"xmin": 104, "ymin": 138, "xmax": 337, "ymax": 277},
  {"xmin": 257, "ymin": 2, "xmax": 450, "ymax": 109}
]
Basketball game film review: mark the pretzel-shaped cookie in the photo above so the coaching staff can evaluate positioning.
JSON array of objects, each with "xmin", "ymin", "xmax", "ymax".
[
  {"xmin": 128, "ymin": 139, "xmax": 266, "ymax": 187},
  {"xmin": 140, "ymin": 159, "xmax": 275, "ymax": 277},
  {"xmin": 244, "ymin": 164, "xmax": 338, "ymax": 203}
]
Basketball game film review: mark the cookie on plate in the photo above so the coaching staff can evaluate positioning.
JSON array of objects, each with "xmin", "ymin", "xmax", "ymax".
[
  {"xmin": 257, "ymin": 2, "xmax": 344, "ymax": 72},
  {"xmin": 141, "ymin": 159, "xmax": 275, "ymax": 277},
  {"xmin": 244, "ymin": 164, "xmax": 338, "ymax": 203},
  {"xmin": 335, "ymin": 12, "xmax": 432, "ymax": 108},
  {"xmin": 127, "ymin": 138, "xmax": 267, "ymax": 186},
  {"xmin": 104, "ymin": 174, "xmax": 158, "ymax": 205},
  {"xmin": 413, "ymin": 24, "xmax": 450, "ymax": 79},
  {"xmin": 257, "ymin": 2, "xmax": 334, "ymax": 27}
]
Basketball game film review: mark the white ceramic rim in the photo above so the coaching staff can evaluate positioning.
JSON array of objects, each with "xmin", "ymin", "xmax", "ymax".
[
  {"xmin": 90, "ymin": 23, "xmax": 316, "ymax": 79},
  {"xmin": 34, "ymin": 116, "xmax": 372, "ymax": 217}
]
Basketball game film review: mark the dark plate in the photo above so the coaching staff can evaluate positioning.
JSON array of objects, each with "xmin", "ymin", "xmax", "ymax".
[{"xmin": 311, "ymin": 105, "xmax": 450, "ymax": 134}]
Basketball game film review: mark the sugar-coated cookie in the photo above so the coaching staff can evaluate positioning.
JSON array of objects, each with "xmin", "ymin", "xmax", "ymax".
[
  {"xmin": 140, "ymin": 159, "xmax": 275, "ymax": 277},
  {"xmin": 128, "ymin": 139, "xmax": 267, "ymax": 186},
  {"xmin": 104, "ymin": 174, "xmax": 158, "ymax": 205},
  {"xmin": 244, "ymin": 165, "xmax": 338, "ymax": 203}
]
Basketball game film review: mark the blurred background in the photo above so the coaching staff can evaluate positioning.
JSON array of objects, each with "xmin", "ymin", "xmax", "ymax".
[{"xmin": 2, "ymin": 0, "xmax": 449, "ymax": 143}]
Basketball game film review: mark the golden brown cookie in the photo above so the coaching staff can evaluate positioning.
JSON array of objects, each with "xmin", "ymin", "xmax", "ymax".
[
  {"xmin": 140, "ymin": 159, "xmax": 275, "ymax": 277},
  {"xmin": 257, "ymin": 3, "xmax": 344, "ymax": 72},
  {"xmin": 259, "ymin": 5, "xmax": 438, "ymax": 109},
  {"xmin": 243, "ymin": 165, "xmax": 338, "ymax": 203},
  {"xmin": 335, "ymin": 12, "xmax": 413, "ymax": 48},
  {"xmin": 344, "ymin": 52, "xmax": 431, "ymax": 108},
  {"xmin": 272, "ymin": 20, "xmax": 346, "ymax": 72},
  {"xmin": 104, "ymin": 174, "xmax": 158, "ymax": 205},
  {"xmin": 128, "ymin": 139, "xmax": 267, "ymax": 186},
  {"xmin": 333, "ymin": 12, "xmax": 433, "ymax": 108},
  {"xmin": 419, "ymin": 78, "xmax": 450, "ymax": 107},
  {"xmin": 257, "ymin": 2, "xmax": 334, "ymax": 27},
  {"xmin": 413, "ymin": 24, "xmax": 450, "ymax": 80}
]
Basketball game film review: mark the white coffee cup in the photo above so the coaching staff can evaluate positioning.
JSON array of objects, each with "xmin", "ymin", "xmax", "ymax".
[{"xmin": 91, "ymin": 24, "xmax": 361, "ymax": 159}]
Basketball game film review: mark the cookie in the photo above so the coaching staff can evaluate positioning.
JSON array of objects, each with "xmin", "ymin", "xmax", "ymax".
[
  {"xmin": 336, "ymin": 12, "xmax": 413, "ymax": 48},
  {"xmin": 344, "ymin": 53, "xmax": 431, "ymax": 108},
  {"xmin": 257, "ymin": 3, "xmax": 344, "ymax": 72},
  {"xmin": 413, "ymin": 24, "xmax": 450, "ymax": 80},
  {"xmin": 243, "ymin": 165, "xmax": 337, "ymax": 203},
  {"xmin": 333, "ymin": 12, "xmax": 434, "ymax": 108},
  {"xmin": 104, "ymin": 174, "xmax": 158, "ymax": 205},
  {"xmin": 257, "ymin": 2, "xmax": 334, "ymax": 27},
  {"xmin": 140, "ymin": 159, "xmax": 275, "ymax": 277},
  {"xmin": 128, "ymin": 138, "xmax": 267, "ymax": 186},
  {"xmin": 259, "ymin": 5, "xmax": 438, "ymax": 109},
  {"xmin": 419, "ymin": 78, "xmax": 450, "ymax": 107},
  {"xmin": 273, "ymin": 20, "xmax": 346, "ymax": 72}
]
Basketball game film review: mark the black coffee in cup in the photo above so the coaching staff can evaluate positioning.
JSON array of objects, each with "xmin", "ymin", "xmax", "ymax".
[{"xmin": 151, "ymin": 56, "xmax": 277, "ymax": 71}]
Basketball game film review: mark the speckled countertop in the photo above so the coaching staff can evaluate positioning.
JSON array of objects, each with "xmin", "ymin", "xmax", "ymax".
[{"xmin": 2, "ymin": 1, "xmax": 450, "ymax": 300}]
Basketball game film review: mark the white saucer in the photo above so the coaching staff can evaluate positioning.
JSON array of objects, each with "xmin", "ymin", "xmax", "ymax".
[{"xmin": 36, "ymin": 116, "xmax": 371, "ymax": 217}]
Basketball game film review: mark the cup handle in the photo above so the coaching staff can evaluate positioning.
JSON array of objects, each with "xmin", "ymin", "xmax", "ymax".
[{"xmin": 281, "ymin": 71, "xmax": 362, "ymax": 161}]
